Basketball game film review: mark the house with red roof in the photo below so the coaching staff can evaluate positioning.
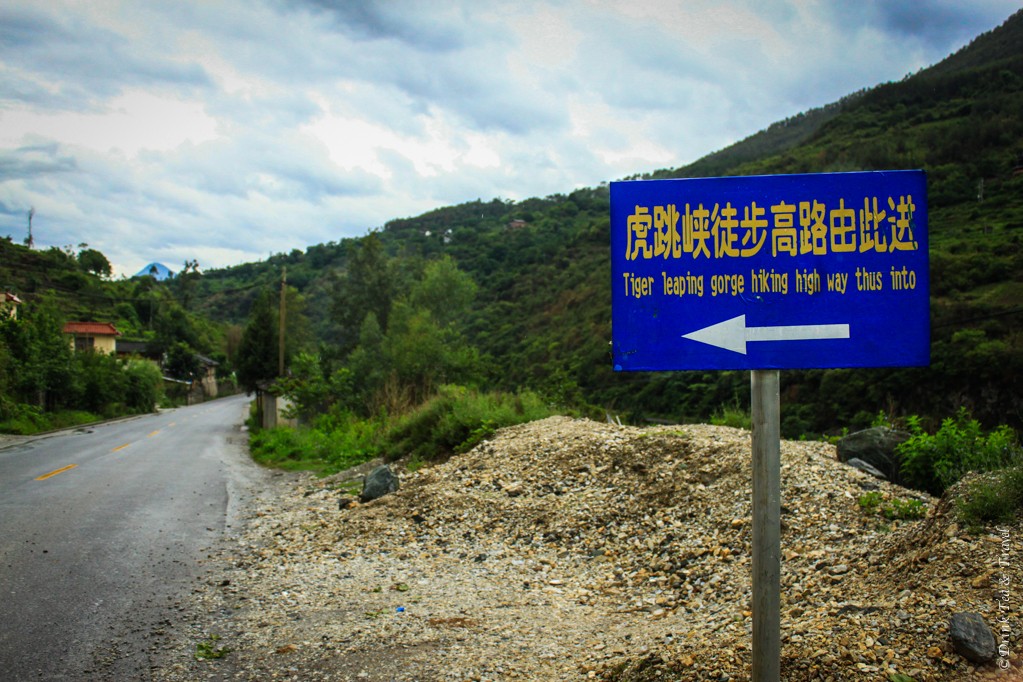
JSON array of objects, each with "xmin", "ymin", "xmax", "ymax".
[{"xmin": 62, "ymin": 321, "xmax": 121, "ymax": 354}]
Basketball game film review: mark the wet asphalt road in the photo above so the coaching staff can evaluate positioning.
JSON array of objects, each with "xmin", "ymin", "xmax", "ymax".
[{"xmin": 0, "ymin": 394, "xmax": 270, "ymax": 681}]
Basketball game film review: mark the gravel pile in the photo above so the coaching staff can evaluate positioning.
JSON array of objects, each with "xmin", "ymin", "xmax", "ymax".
[{"xmin": 154, "ymin": 416, "xmax": 1020, "ymax": 681}]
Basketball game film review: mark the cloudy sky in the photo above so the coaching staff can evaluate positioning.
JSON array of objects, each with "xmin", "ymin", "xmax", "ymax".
[{"xmin": 1, "ymin": 0, "xmax": 1019, "ymax": 277}]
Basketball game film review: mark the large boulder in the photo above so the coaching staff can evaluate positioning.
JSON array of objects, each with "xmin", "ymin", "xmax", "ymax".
[
  {"xmin": 360, "ymin": 465, "xmax": 400, "ymax": 503},
  {"xmin": 949, "ymin": 612, "xmax": 997, "ymax": 664},
  {"xmin": 836, "ymin": 427, "xmax": 910, "ymax": 484}
]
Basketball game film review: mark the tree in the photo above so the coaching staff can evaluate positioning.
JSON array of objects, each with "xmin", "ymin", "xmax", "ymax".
[
  {"xmin": 176, "ymin": 259, "xmax": 201, "ymax": 309},
  {"xmin": 0, "ymin": 301, "xmax": 74, "ymax": 409},
  {"xmin": 164, "ymin": 342, "xmax": 204, "ymax": 383},
  {"xmin": 282, "ymin": 285, "xmax": 315, "ymax": 360},
  {"xmin": 235, "ymin": 289, "xmax": 278, "ymax": 393},
  {"xmin": 410, "ymin": 255, "xmax": 477, "ymax": 328},
  {"xmin": 78, "ymin": 248, "xmax": 112, "ymax": 278},
  {"xmin": 152, "ymin": 302, "xmax": 200, "ymax": 355},
  {"xmin": 331, "ymin": 233, "xmax": 395, "ymax": 354}
]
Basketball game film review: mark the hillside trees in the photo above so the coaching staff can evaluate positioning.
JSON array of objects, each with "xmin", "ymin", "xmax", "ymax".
[
  {"xmin": 236, "ymin": 289, "xmax": 279, "ymax": 393},
  {"xmin": 269, "ymin": 243, "xmax": 483, "ymax": 419},
  {"xmin": 331, "ymin": 233, "xmax": 395, "ymax": 355},
  {"xmin": 340, "ymin": 250, "xmax": 481, "ymax": 413}
]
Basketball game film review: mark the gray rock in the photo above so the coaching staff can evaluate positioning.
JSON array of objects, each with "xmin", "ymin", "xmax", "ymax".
[
  {"xmin": 360, "ymin": 465, "xmax": 399, "ymax": 503},
  {"xmin": 847, "ymin": 457, "xmax": 887, "ymax": 480},
  {"xmin": 949, "ymin": 611, "xmax": 997, "ymax": 664},
  {"xmin": 836, "ymin": 427, "xmax": 910, "ymax": 483}
]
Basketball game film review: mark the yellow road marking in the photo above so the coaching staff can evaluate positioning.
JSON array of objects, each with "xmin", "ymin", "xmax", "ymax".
[
  {"xmin": 35, "ymin": 464, "xmax": 78, "ymax": 481},
  {"xmin": 148, "ymin": 430, "xmax": 160, "ymax": 437},
  {"xmin": 112, "ymin": 443, "xmax": 131, "ymax": 452}
]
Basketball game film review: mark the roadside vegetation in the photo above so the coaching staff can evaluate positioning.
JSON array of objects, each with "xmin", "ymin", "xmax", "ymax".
[
  {"xmin": 241, "ymin": 251, "xmax": 561, "ymax": 475},
  {"xmin": 249, "ymin": 385, "xmax": 555, "ymax": 475}
]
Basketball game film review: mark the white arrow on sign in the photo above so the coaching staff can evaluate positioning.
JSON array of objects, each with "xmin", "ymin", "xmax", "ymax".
[{"xmin": 682, "ymin": 315, "xmax": 850, "ymax": 355}]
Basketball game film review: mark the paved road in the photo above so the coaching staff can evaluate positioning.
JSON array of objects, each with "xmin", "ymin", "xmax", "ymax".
[{"xmin": 0, "ymin": 394, "xmax": 273, "ymax": 681}]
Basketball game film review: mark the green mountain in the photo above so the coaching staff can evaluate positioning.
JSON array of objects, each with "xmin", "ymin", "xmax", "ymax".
[{"xmin": 193, "ymin": 10, "xmax": 1023, "ymax": 434}]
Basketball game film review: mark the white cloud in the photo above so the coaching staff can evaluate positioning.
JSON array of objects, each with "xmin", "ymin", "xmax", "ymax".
[
  {"xmin": 0, "ymin": 0, "xmax": 1019, "ymax": 276},
  {"xmin": 0, "ymin": 91, "xmax": 218, "ymax": 156}
]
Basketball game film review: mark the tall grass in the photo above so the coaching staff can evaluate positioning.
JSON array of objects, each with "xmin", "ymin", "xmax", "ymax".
[
  {"xmin": 247, "ymin": 385, "xmax": 556, "ymax": 475},
  {"xmin": 379, "ymin": 385, "xmax": 555, "ymax": 463}
]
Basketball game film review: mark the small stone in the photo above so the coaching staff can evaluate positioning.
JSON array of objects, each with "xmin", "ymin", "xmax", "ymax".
[{"xmin": 970, "ymin": 571, "xmax": 993, "ymax": 588}]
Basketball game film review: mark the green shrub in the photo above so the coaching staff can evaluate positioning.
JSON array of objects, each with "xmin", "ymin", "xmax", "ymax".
[
  {"xmin": 123, "ymin": 359, "xmax": 163, "ymax": 413},
  {"xmin": 858, "ymin": 491, "xmax": 883, "ymax": 514},
  {"xmin": 247, "ymin": 386, "xmax": 556, "ymax": 475},
  {"xmin": 0, "ymin": 402, "xmax": 44, "ymax": 434},
  {"xmin": 883, "ymin": 497, "xmax": 926, "ymax": 520},
  {"xmin": 710, "ymin": 400, "xmax": 751, "ymax": 430},
  {"xmin": 248, "ymin": 409, "xmax": 383, "ymax": 476},
  {"xmin": 380, "ymin": 385, "xmax": 555, "ymax": 463},
  {"xmin": 957, "ymin": 466, "xmax": 1023, "ymax": 529},
  {"xmin": 897, "ymin": 408, "xmax": 1022, "ymax": 496}
]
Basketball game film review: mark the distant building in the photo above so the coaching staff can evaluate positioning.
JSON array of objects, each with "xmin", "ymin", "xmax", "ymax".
[
  {"xmin": 2, "ymin": 292, "xmax": 22, "ymax": 319},
  {"xmin": 63, "ymin": 321, "xmax": 121, "ymax": 354},
  {"xmin": 507, "ymin": 219, "xmax": 528, "ymax": 230}
]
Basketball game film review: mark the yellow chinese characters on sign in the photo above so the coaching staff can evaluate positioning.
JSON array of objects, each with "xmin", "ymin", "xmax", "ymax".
[{"xmin": 624, "ymin": 196, "xmax": 918, "ymax": 261}]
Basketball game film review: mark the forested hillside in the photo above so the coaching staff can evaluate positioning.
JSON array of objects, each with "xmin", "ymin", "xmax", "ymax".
[{"xmin": 188, "ymin": 10, "xmax": 1023, "ymax": 437}]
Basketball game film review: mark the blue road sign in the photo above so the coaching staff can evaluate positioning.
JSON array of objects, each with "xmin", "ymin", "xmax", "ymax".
[{"xmin": 611, "ymin": 171, "xmax": 929, "ymax": 371}]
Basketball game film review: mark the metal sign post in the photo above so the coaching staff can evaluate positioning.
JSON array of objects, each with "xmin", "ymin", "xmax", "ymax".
[
  {"xmin": 751, "ymin": 369, "xmax": 780, "ymax": 681},
  {"xmin": 609, "ymin": 170, "xmax": 930, "ymax": 680}
]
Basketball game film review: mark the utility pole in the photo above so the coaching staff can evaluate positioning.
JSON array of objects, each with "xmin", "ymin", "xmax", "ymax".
[{"xmin": 278, "ymin": 266, "xmax": 287, "ymax": 376}]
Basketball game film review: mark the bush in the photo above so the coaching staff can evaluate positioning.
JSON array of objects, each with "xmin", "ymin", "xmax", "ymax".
[
  {"xmin": 248, "ymin": 409, "xmax": 383, "ymax": 476},
  {"xmin": 247, "ymin": 386, "xmax": 556, "ymax": 475},
  {"xmin": 380, "ymin": 385, "xmax": 555, "ymax": 463},
  {"xmin": 0, "ymin": 403, "xmax": 45, "ymax": 434},
  {"xmin": 957, "ymin": 466, "xmax": 1023, "ymax": 529},
  {"xmin": 123, "ymin": 359, "xmax": 163, "ymax": 413},
  {"xmin": 710, "ymin": 400, "xmax": 751, "ymax": 430},
  {"xmin": 897, "ymin": 408, "xmax": 1022, "ymax": 496},
  {"xmin": 71, "ymin": 351, "xmax": 127, "ymax": 415}
]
